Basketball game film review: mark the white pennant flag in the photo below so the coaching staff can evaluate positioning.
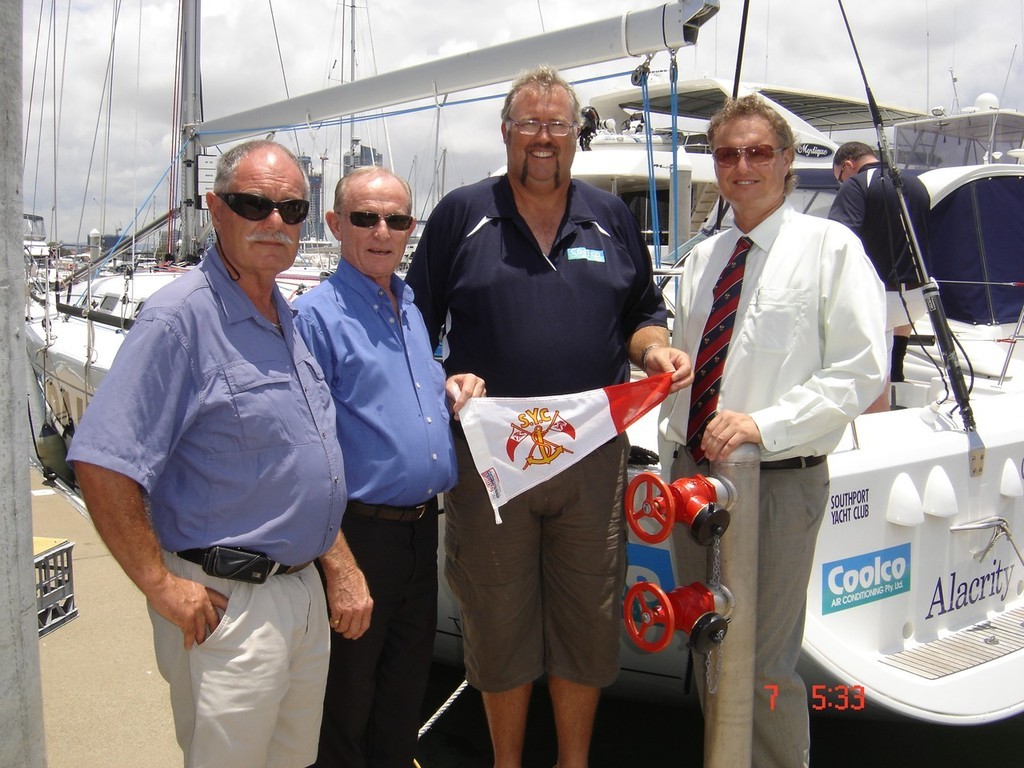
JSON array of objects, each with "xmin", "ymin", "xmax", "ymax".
[{"xmin": 458, "ymin": 373, "xmax": 673, "ymax": 522}]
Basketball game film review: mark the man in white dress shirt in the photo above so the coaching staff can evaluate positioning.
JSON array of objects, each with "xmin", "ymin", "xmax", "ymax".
[{"xmin": 659, "ymin": 95, "xmax": 886, "ymax": 768}]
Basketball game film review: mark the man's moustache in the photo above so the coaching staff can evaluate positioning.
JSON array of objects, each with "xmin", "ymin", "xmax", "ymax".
[{"xmin": 246, "ymin": 231, "xmax": 296, "ymax": 246}]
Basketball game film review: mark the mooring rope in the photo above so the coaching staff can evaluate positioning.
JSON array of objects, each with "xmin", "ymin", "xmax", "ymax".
[{"xmin": 417, "ymin": 677, "xmax": 469, "ymax": 740}]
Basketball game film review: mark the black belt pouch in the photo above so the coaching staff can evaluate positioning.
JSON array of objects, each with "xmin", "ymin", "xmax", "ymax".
[{"xmin": 202, "ymin": 546, "xmax": 274, "ymax": 584}]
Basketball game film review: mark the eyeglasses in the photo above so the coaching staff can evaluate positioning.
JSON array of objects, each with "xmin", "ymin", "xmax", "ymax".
[
  {"xmin": 506, "ymin": 119, "xmax": 578, "ymax": 137},
  {"xmin": 712, "ymin": 144, "xmax": 786, "ymax": 167},
  {"xmin": 217, "ymin": 192, "xmax": 310, "ymax": 225},
  {"xmin": 347, "ymin": 211, "xmax": 415, "ymax": 231},
  {"xmin": 835, "ymin": 162, "xmax": 851, "ymax": 183}
]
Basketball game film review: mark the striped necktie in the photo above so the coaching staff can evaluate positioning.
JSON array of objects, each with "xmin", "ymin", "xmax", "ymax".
[{"xmin": 686, "ymin": 236, "xmax": 752, "ymax": 463}]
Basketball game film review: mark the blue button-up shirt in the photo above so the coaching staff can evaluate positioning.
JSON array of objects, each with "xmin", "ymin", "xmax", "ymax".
[
  {"xmin": 68, "ymin": 246, "xmax": 347, "ymax": 564},
  {"xmin": 293, "ymin": 258, "xmax": 456, "ymax": 506}
]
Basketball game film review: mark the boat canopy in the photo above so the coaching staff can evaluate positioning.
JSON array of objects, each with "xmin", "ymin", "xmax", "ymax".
[{"xmin": 927, "ymin": 171, "xmax": 1024, "ymax": 324}]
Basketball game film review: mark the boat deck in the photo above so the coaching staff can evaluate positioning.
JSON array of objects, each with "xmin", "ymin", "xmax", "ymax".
[{"xmin": 880, "ymin": 605, "xmax": 1024, "ymax": 680}]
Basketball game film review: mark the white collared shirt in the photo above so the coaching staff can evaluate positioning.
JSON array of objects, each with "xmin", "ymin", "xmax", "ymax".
[{"xmin": 660, "ymin": 204, "xmax": 887, "ymax": 461}]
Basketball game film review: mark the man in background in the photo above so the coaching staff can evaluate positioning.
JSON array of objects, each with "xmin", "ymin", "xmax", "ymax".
[
  {"xmin": 830, "ymin": 140, "xmax": 931, "ymax": 409},
  {"xmin": 294, "ymin": 166, "xmax": 484, "ymax": 768}
]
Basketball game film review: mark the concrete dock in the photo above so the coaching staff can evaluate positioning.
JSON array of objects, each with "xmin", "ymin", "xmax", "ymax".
[{"xmin": 32, "ymin": 470, "xmax": 180, "ymax": 768}]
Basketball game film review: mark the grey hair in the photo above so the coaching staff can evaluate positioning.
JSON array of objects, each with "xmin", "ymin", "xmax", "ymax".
[
  {"xmin": 500, "ymin": 65, "xmax": 581, "ymax": 123},
  {"xmin": 213, "ymin": 139, "xmax": 310, "ymax": 198}
]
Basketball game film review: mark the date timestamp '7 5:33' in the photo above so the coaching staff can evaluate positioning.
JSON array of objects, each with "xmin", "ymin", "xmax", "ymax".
[{"xmin": 765, "ymin": 683, "xmax": 867, "ymax": 711}]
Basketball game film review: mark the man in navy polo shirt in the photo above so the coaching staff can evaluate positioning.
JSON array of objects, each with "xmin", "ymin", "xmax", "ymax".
[
  {"xmin": 407, "ymin": 65, "xmax": 692, "ymax": 768},
  {"xmin": 829, "ymin": 141, "xmax": 931, "ymax": 410}
]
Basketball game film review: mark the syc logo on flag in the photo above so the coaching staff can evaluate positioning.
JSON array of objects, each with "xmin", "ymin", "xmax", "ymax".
[{"xmin": 507, "ymin": 408, "xmax": 577, "ymax": 467}]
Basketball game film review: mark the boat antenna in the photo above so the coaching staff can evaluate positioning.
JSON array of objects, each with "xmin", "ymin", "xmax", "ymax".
[
  {"xmin": 730, "ymin": 0, "xmax": 752, "ymax": 99},
  {"xmin": 998, "ymin": 45, "xmax": 1018, "ymax": 109},
  {"xmin": 836, "ymin": 0, "xmax": 983, "ymax": 472},
  {"xmin": 711, "ymin": 0, "xmax": 753, "ymax": 232}
]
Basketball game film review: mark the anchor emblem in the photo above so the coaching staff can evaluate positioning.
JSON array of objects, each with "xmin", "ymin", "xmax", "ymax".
[{"xmin": 506, "ymin": 407, "xmax": 576, "ymax": 469}]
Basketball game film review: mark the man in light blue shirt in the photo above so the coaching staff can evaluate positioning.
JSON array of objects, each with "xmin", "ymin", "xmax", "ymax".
[
  {"xmin": 294, "ymin": 166, "xmax": 483, "ymax": 768},
  {"xmin": 68, "ymin": 140, "xmax": 370, "ymax": 768}
]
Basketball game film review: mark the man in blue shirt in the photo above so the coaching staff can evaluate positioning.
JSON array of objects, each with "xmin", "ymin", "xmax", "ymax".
[
  {"xmin": 68, "ymin": 140, "xmax": 370, "ymax": 768},
  {"xmin": 294, "ymin": 166, "xmax": 484, "ymax": 768},
  {"xmin": 406, "ymin": 66, "xmax": 691, "ymax": 768}
]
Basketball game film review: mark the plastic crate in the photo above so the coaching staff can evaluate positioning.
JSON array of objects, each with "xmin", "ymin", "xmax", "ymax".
[{"xmin": 33, "ymin": 537, "xmax": 79, "ymax": 636}]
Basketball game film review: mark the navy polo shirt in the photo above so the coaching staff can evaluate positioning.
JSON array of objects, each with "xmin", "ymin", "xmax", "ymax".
[
  {"xmin": 407, "ymin": 176, "xmax": 666, "ymax": 398},
  {"xmin": 829, "ymin": 161, "xmax": 931, "ymax": 286}
]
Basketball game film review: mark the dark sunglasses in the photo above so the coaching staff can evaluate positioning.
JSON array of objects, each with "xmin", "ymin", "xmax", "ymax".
[
  {"xmin": 347, "ymin": 211, "xmax": 415, "ymax": 231},
  {"xmin": 712, "ymin": 144, "xmax": 785, "ymax": 167},
  {"xmin": 217, "ymin": 192, "xmax": 310, "ymax": 225}
]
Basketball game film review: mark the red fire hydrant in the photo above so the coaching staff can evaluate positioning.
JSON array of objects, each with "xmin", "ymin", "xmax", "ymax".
[
  {"xmin": 624, "ymin": 580, "xmax": 733, "ymax": 653},
  {"xmin": 625, "ymin": 472, "xmax": 733, "ymax": 545}
]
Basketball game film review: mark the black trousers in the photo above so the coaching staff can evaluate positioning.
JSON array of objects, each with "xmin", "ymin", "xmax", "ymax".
[{"xmin": 310, "ymin": 509, "xmax": 438, "ymax": 768}]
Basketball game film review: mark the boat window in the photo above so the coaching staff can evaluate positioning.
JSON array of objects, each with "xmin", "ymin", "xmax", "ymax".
[
  {"xmin": 620, "ymin": 189, "xmax": 670, "ymax": 246},
  {"xmin": 789, "ymin": 188, "xmax": 838, "ymax": 219},
  {"xmin": 892, "ymin": 114, "xmax": 1024, "ymax": 170},
  {"xmin": 99, "ymin": 295, "xmax": 121, "ymax": 312}
]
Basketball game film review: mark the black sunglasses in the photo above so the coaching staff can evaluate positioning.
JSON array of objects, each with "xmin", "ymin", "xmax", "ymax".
[
  {"xmin": 218, "ymin": 192, "xmax": 310, "ymax": 225},
  {"xmin": 347, "ymin": 211, "xmax": 415, "ymax": 231}
]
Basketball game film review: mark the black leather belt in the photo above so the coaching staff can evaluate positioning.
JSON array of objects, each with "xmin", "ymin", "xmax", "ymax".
[
  {"xmin": 346, "ymin": 497, "xmax": 437, "ymax": 523},
  {"xmin": 760, "ymin": 455, "xmax": 827, "ymax": 471},
  {"xmin": 884, "ymin": 280, "xmax": 923, "ymax": 292}
]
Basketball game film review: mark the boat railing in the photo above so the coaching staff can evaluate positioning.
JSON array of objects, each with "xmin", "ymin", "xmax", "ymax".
[{"xmin": 998, "ymin": 301, "xmax": 1024, "ymax": 385}]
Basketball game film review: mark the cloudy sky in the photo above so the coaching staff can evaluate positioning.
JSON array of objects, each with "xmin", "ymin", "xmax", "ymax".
[{"xmin": 21, "ymin": 0, "xmax": 1024, "ymax": 246}]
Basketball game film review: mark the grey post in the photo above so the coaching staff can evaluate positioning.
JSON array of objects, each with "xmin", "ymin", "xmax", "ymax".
[
  {"xmin": 0, "ymin": 0, "xmax": 48, "ymax": 763},
  {"xmin": 703, "ymin": 442, "xmax": 760, "ymax": 768}
]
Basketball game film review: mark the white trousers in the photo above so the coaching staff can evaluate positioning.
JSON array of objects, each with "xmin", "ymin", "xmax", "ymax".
[{"xmin": 151, "ymin": 552, "xmax": 329, "ymax": 768}]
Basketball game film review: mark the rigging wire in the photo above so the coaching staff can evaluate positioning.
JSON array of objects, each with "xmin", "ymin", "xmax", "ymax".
[
  {"xmin": 73, "ymin": 1, "xmax": 121, "ymax": 248},
  {"xmin": 23, "ymin": 0, "xmax": 47, "ymax": 183},
  {"xmin": 711, "ymin": 0, "xmax": 752, "ymax": 234},
  {"xmin": 669, "ymin": 51, "xmax": 680, "ymax": 265},
  {"xmin": 637, "ymin": 56, "xmax": 662, "ymax": 268},
  {"xmin": 267, "ymin": 0, "xmax": 302, "ymax": 158},
  {"xmin": 837, "ymin": 0, "xmax": 979, "ymax": 437}
]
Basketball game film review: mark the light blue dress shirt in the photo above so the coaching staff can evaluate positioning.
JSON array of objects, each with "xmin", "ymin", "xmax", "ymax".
[{"xmin": 293, "ymin": 258, "xmax": 456, "ymax": 506}]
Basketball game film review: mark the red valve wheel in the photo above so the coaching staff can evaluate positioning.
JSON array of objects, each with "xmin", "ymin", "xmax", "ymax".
[
  {"xmin": 625, "ymin": 473, "xmax": 676, "ymax": 544},
  {"xmin": 623, "ymin": 580, "xmax": 676, "ymax": 653}
]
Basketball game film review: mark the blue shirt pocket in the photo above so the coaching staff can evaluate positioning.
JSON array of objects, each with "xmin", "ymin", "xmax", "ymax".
[{"xmin": 221, "ymin": 360, "xmax": 299, "ymax": 451}]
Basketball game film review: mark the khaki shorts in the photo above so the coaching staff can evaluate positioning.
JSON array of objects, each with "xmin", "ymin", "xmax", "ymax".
[{"xmin": 446, "ymin": 433, "xmax": 629, "ymax": 692}]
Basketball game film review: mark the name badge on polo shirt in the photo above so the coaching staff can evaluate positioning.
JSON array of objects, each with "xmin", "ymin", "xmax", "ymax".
[{"xmin": 566, "ymin": 247, "xmax": 606, "ymax": 263}]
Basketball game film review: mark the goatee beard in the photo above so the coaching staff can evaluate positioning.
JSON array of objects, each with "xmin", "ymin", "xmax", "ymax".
[{"xmin": 518, "ymin": 158, "xmax": 563, "ymax": 188}]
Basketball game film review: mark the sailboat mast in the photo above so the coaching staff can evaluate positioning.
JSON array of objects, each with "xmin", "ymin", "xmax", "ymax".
[
  {"xmin": 178, "ymin": 0, "xmax": 203, "ymax": 261},
  {"xmin": 347, "ymin": 0, "xmax": 359, "ymax": 170}
]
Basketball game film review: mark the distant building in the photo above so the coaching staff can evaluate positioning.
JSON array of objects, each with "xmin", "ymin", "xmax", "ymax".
[
  {"xmin": 343, "ymin": 139, "xmax": 382, "ymax": 176},
  {"xmin": 298, "ymin": 155, "xmax": 326, "ymax": 242}
]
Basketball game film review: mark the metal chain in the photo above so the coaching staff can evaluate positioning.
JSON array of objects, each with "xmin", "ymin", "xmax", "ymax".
[{"xmin": 705, "ymin": 534, "xmax": 724, "ymax": 693}]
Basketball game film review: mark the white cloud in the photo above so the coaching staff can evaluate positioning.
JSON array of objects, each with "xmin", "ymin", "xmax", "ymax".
[{"xmin": 22, "ymin": 0, "xmax": 1023, "ymax": 246}]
